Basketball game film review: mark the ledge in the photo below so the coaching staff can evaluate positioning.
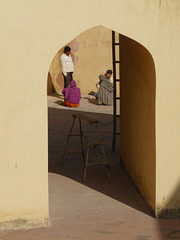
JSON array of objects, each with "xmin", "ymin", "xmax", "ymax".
[
  {"xmin": 0, "ymin": 218, "xmax": 48, "ymax": 231},
  {"xmin": 156, "ymin": 207, "xmax": 180, "ymax": 218}
]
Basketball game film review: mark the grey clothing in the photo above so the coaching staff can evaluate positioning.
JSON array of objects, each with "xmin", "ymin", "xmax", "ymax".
[{"xmin": 97, "ymin": 74, "xmax": 114, "ymax": 105}]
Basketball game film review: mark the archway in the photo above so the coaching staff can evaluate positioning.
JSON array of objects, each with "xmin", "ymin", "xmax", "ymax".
[{"xmin": 47, "ymin": 25, "xmax": 156, "ymax": 218}]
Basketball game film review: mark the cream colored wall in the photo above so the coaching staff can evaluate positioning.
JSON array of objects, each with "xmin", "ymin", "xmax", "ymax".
[
  {"xmin": 0, "ymin": 0, "xmax": 180, "ymax": 230},
  {"xmin": 155, "ymin": 1, "xmax": 180, "ymax": 217},
  {"xmin": 48, "ymin": 26, "xmax": 113, "ymax": 94},
  {"xmin": 120, "ymin": 35, "xmax": 156, "ymax": 211}
]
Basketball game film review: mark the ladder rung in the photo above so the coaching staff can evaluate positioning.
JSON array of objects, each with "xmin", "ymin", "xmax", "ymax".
[
  {"xmin": 115, "ymin": 43, "xmax": 120, "ymax": 45},
  {"xmin": 116, "ymin": 79, "xmax": 120, "ymax": 82},
  {"xmin": 116, "ymin": 97, "xmax": 120, "ymax": 100},
  {"xmin": 115, "ymin": 61, "xmax": 120, "ymax": 63},
  {"xmin": 116, "ymin": 133, "xmax": 120, "ymax": 135},
  {"xmin": 116, "ymin": 115, "xmax": 120, "ymax": 117},
  {"xmin": 67, "ymin": 134, "xmax": 81, "ymax": 137}
]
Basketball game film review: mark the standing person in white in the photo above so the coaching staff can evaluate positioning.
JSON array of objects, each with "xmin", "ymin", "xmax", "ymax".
[{"xmin": 60, "ymin": 46, "xmax": 74, "ymax": 88}]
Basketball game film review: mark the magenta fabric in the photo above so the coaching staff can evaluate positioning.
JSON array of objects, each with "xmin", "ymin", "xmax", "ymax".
[{"xmin": 62, "ymin": 80, "xmax": 81, "ymax": 104}]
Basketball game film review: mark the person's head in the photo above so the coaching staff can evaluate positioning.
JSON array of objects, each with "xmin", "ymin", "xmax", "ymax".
[
  {"xmin": 70, "ymin": 80, "xmax": 77, "ymax": 88},
  {"xmin": 105, "ymin": 70, "xmax": 112, "ymax": 80},
  {"xmin": 64, "ymin": 46, "xmax": 71, "ymax": 56}
]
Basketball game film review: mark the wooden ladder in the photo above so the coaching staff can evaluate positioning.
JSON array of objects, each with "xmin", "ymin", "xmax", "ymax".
[{"xmin": 112, "ymin": 31, "xmax": 120, "ymax": 152}]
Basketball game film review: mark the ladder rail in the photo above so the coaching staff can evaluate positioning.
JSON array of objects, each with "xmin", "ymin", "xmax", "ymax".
[
  {"xmin": 112, "ymin": 31, "xmax": 121, "ymax": 152},
  {"xmin": 112, "ymin": 31, "xmax": 117, "ymax": 152}
]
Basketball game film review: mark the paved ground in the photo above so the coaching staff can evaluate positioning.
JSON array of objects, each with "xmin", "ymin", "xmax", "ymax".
[{"xmin": 0, "ymin": 94, "xmax": 179, "ymax": 240}]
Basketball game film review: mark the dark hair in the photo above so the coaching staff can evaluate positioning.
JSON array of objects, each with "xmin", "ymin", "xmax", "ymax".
[
  {"xmin": 106, "ymin": 70, "xmax": 112, "ymax": 74},
  {"xmin": 64, "ymin": 46, "xmax": 71, "ymax": 53}
]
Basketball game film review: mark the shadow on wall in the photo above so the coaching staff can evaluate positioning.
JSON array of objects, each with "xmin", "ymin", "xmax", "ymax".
[
  {"xmin": 47, "ymin": 72, "xmax": 56, "ymax": 94},
  {"xmin": 120, "ymin": 34, "xmax": 156, "ymax": 214}
]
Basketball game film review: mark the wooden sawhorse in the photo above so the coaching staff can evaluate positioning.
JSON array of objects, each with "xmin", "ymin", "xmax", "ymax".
[{"xmin": 61, "ymin": 113, "xmax": 111, "ymax": 181}]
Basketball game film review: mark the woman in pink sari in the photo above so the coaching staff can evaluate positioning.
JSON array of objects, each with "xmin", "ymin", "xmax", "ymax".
[{"xmin": 62, "ymin": 80, "xmax": 81, "ymax": 107}]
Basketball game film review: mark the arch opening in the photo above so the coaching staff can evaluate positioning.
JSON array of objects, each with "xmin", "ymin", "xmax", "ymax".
[{"xmin": 47, "ymin": 25, "xmax": 156, "ymax": 217}]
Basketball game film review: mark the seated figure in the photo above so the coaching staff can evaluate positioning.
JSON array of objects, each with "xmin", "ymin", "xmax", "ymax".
[
  {"xmin": 62, "ymin": 80, "xmax": 81, "ymax": 107},
  {"xmin": 97, "ymin": 70, "xmax": 114, "ymax": 105}
]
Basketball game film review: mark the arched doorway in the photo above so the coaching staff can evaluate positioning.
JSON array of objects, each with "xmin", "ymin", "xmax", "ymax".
[{"xmin": 47, "ymin": 26, "xmax": 156, "ymax": 219}]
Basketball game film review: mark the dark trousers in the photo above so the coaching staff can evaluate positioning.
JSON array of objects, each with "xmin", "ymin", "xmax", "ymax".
[{"xmin": 63, "ymin": 72, "xmax": 73, "ymax": 88}]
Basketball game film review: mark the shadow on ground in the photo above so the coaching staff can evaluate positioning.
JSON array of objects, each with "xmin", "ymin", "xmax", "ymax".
[
  {"xmin": 83, "ymin": 96, "xmax": 98, "ymax": 105},
  {"xmin": 53, "ymin": 95, "xmax": 99, "ymax": 106},
  {"xmin": 48, "ymin": 107, "xmax": 153, "ymax": 216}
]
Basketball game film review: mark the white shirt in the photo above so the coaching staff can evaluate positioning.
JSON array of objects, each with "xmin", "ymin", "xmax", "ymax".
[{"xmin": 60, "ymin": 53, "xmax": 74, "ymax": 76}]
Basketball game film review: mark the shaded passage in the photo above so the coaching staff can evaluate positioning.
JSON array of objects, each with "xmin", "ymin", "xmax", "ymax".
[{"xmin": 48, "ymin": 105, "xmax": 152, "ymax": 216}]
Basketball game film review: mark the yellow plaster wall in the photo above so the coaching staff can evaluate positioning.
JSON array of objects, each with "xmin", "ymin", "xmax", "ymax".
[
  {"xmin": 0, "ymin": 0, "xmax": 180, "ymax": 229},
  {"xmin": 120, "ymin": 35, "xmax": 156, "ymax": 211},
  {"xmin": 155, "ymin": 1, "xmax": 180, "ymax": 216},
  {"xmin": 48, "ymin": 26, "xmax": 113, "ymax": 94}
]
